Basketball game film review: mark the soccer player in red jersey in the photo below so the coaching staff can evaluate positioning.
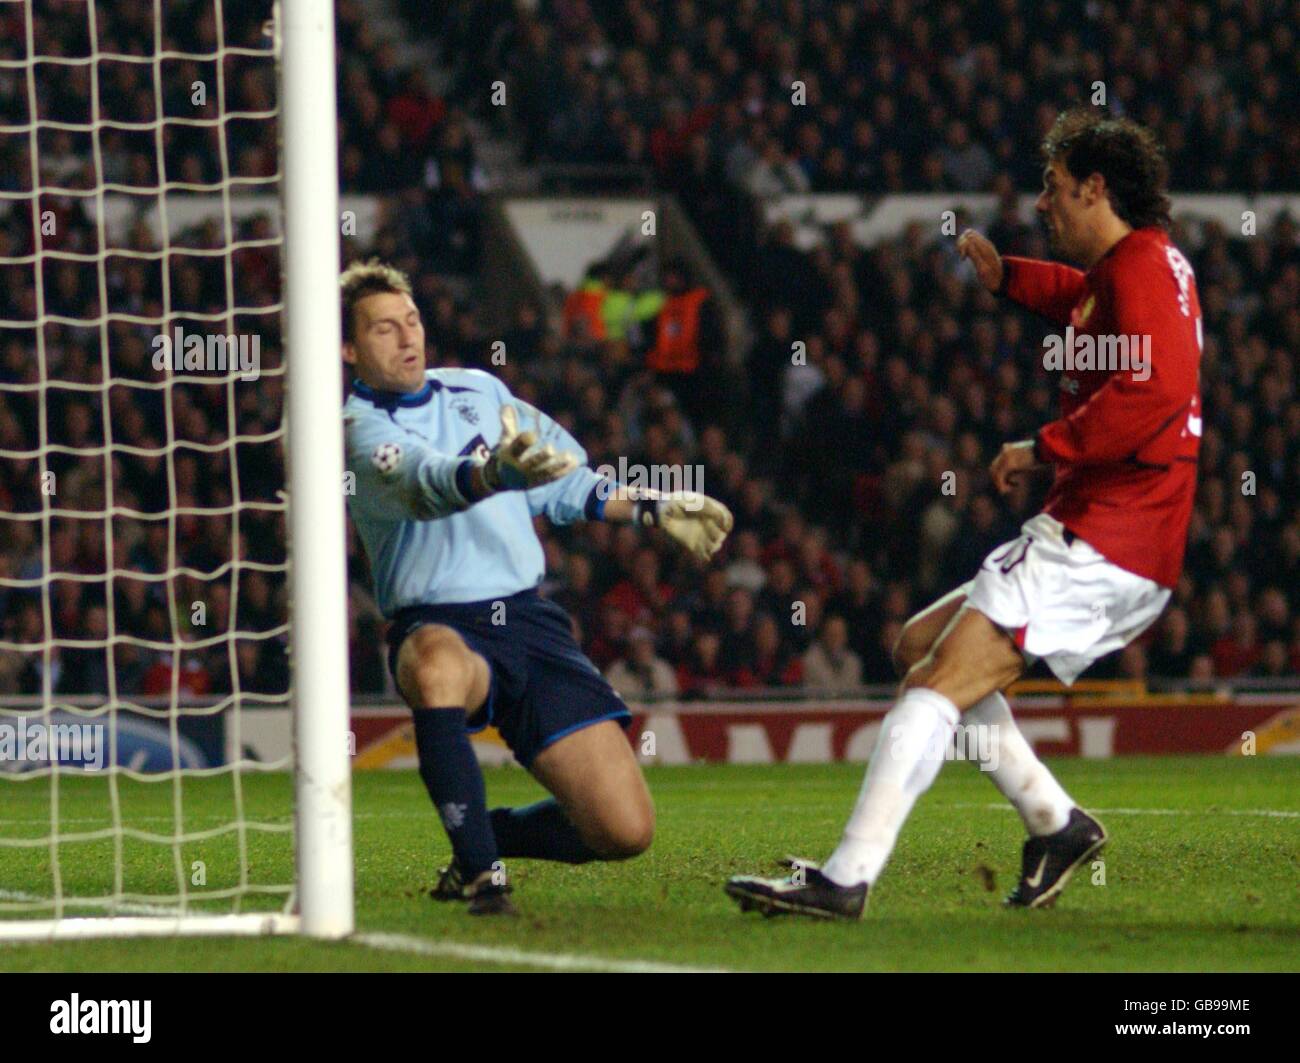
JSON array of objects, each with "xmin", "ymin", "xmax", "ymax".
[{"xmin": 727, "ymin": 111, "xmax": 1204, "ymax": 918}]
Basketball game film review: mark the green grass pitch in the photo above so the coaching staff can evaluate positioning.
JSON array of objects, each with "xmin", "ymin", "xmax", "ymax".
[{"xmin": 1, "ymin": 757, "xmax": 1296, "ymax": 972}]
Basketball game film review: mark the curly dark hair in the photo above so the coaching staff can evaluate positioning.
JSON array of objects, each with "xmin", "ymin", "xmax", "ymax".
[
  {"xmin": 339, "ymin": 258, "xmax": 413, "ymax": 342},
  {"xmin": 1042, "ymin": 110, "xmax": 1172, "ymax": 231}
]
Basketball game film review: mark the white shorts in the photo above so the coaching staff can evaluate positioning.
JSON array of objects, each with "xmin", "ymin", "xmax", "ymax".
[{"xmin": 964, "ymin": 513, "xmax": 1171, "ymax": 685}]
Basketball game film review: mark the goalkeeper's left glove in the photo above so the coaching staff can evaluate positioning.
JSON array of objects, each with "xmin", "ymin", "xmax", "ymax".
[
  {"xmin": 633, "ymin": 492, "xmax": 734, "ymax": 562},
  {"xmin": 481, "ymin": 404, "xmax": 580, "ymax": 493}
]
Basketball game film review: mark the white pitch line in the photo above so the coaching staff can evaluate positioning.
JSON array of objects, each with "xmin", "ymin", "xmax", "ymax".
[
  {"xmin": 953, "ymin": 803, "xmax": 1300, "ymax": 819},
  {"xmin": 351, "ymin": 931, "xmax": 728, "ymax": 974}
]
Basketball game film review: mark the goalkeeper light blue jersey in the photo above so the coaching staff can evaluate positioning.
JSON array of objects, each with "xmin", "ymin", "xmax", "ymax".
[{"xmin": 343, "ymin": 368, "xmax": 605, "ymax": 614}]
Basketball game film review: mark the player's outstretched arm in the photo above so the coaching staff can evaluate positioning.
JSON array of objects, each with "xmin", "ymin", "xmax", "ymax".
[
  {"xmin": 346, "ymin": 409, "xmax": 481, "ymax": 521},
  {"xmin": 959, "ymin": 227, "xmax": 1087, "ymax": 325},
  {"xmin": 602, "ymin": 492, "xmax": 734, "ymax": 562},
  {"xmin": 345, "ymin": 403, "xmax": 580, "ymax": 520}
]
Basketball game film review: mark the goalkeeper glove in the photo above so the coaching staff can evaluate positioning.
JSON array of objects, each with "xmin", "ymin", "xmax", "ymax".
[
  {"xmin": 481, "ymin": 405, "xmax": 580, "ymax": 492},
  {"xmin": 633, "ymin": 492, "xmax": 734, "ymax": 562}
]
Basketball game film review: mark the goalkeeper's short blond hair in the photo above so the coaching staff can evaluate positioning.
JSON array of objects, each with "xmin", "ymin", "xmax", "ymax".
[{"xmin": 340, "ymin": 258, "xmax": 412, "ymax": 342}]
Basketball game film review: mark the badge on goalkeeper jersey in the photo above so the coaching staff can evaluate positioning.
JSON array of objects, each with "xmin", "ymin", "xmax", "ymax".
[{"xmin": 370, "ymin": 441, "xmax": 404, "ymax": 477}]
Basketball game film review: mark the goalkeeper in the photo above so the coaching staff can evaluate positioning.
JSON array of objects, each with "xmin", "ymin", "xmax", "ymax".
[{"xmin": 340, "ymin": 260, "xmax": 733, "ymax": 915}]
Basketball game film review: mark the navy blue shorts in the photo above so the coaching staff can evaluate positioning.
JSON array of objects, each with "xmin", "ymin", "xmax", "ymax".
[{"xmin": 386, "ymin": 589, "xmax": 631, "ymax": 768}]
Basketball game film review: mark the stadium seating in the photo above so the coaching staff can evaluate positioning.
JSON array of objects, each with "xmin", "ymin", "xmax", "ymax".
[{"xmin": 2, "ymin": 0, "xmax": 1295, "ymax": 697}]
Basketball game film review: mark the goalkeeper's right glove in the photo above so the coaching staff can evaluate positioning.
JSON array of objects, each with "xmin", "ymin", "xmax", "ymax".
[{"xmin": 480, "ymin": 404, "xmax": 580, "ymax": 492}]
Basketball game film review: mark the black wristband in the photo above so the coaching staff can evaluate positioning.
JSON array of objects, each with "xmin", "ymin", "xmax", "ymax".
[
  {"xmin": 632, "ymin": 499, "xmax": 661, "ymax": 527},
  {"xmin": 583, "ymin": 484, "xmax": 607, "ymax": 522},
  {"xmin": 454, "ymin": 460, "xmax": 479, "ymax": 504}
]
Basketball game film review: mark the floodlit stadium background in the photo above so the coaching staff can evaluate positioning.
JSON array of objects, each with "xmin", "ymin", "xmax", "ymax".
[{"xmin": 1, "ymin": 0, "xmax": 1297, "ymax": 763}]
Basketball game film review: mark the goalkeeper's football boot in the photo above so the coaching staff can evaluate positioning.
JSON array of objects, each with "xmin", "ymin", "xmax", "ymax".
[
  {"xmin": 725, "ymin": 861, "xmax": 868, "ymax": 921},
  {"xmin": 1004, "ymin": 807, "xmax": 1108, "ymax": 909},
  {"xmin": 464, "ymin": 868, "xmax": 516, "ymax": 916},
  {"xmin": 430, "ymin": 858, "xmax": 466, "ymax": 901},
  {"xmin": 431, "ymin": 860, "xmax": 516, "ymax": 915}
]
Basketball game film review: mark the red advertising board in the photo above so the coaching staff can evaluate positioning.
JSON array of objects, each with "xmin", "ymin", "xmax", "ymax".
[{"xmin": 348, "ymin": 694, "xmax": 1300, "ymax": 767}]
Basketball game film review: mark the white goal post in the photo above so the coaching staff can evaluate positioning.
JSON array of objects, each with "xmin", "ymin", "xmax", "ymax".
[
  {"xmin": 280, "ymin": 0, "xmax": 354, "ymax": 940},
  {"xmin": 0, "ymin": 0, "xmax": 352, "ymax": 940}
]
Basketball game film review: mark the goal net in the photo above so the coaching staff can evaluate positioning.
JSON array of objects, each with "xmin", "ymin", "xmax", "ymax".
[{"xmin": 0, "ymin": 0, "xmax": 352, "ymax": 939}]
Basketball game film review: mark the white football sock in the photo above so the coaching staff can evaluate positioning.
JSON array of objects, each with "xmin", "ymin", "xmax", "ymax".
[
  {"xmin": 965, "ymin": 691, "xmax": 1073, "ymax": 836},
  {"xmin": 822, "ymin": 687, "xmax": 959, "ymax": 888}
]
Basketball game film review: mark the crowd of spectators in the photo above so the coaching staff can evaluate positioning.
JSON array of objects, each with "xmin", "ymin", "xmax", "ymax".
[
  {"xmin": 0, "ymin": 0, "xmax": 484, "ymax": 274},
  {"xmin": 441, "ymin": 0, "xmax": 1300, "ymax": 277},
  {"xmin": 450, "ymin": 0, "xmax": 1300, "ymax": 193},
  {"xmin": 0, "ymin": 0, "xmax": 1296, "ymax": 700}
]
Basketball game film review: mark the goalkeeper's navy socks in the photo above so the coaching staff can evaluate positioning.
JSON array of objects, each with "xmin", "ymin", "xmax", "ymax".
[
  {"xmin": 412, "ymin": 707, "xmax": 498, "ymax": 880},
  {"xmin": 490, "ymin": 799, "xmax": 599, "ymax": 864}
]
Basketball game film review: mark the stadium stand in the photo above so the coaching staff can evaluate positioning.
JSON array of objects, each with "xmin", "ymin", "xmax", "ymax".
[{"xmin": 2, "ymin": 0, "xmax": 1296, "ymax": 699}]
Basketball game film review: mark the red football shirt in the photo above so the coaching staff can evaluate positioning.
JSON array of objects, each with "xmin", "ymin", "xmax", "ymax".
[{"xmin": 1001, "ymin": 227, "xmax": 1203, "ymax": 588}]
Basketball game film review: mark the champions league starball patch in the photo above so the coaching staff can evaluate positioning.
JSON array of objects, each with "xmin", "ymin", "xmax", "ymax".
[{"xmin": 370, "ymin": 441, "xmax": 404, "ymax": 476}]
